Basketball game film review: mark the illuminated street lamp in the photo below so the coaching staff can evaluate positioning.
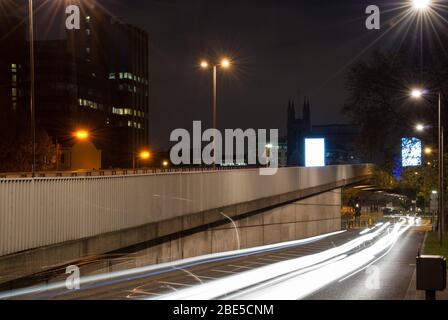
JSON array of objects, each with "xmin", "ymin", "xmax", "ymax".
[
  {"xmin": 412, "ymin": 0, "xmax": 431, "ymax": 10},
  {"xmin": 162, "ymin": 160, "xmax": 169, "ymax": 168},
  {"xmin": 74, "ymin": 130, "xmax": 89, "ymax": 141},
  {"xmin": 200, "ymin": 57, "xmax": 232, "ymax": 167},
  {"xmin": 425, "ymin": 147, "xmax": 433, "ymax": 155},
  {"xmin": 139, "ymin": 150, "xmax": 151, "ymax": 160},
  {"xmin": 416, "ymin": 124, "xmax": 425, "ymax": 132},
  {"xmin": 411, "ymin": 89, "xmax": 444, "ymax": 240}
]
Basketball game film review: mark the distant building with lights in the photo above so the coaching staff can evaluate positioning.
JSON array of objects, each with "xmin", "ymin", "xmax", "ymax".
[{"xmin": 0, "ymin": 0, "xmax": 150, "ymax": 170}]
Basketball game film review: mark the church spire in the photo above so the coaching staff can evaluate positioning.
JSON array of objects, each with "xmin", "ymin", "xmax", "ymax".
[
  {"xmin": 287, "ymin": 99, "xmax": 296, "ymax": 123},
  {"xmin": 303, "ymin": 97, "xmax": 311, "ymax": 123}
]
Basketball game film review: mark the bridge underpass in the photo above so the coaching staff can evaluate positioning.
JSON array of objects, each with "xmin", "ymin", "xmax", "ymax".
[{"xmin": 0, "ymin": 165, "xmax": 376, "ymax": 289}]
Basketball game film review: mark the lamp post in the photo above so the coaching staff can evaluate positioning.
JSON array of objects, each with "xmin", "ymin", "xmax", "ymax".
[
  {"xmin": 411, "ymin": 89, "xmax": 444, "ymax": 243},
  {"xmin": 200, "ymin": 58, "xmax": 231, "ymax": 168},
  {"xmin": 28, "ymin": 0, "xmax": 36, "ymax": 176}
]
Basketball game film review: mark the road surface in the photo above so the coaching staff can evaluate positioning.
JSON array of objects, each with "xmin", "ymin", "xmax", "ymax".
[{"xmin": 0, "ymin": 217, "xmax": 426, "ymax": 300}]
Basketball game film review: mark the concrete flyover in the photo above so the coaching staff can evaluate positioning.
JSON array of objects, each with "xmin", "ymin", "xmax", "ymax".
[{"xmin": 0, "ymin": 164, "xmax": 375, "ymax": 285}]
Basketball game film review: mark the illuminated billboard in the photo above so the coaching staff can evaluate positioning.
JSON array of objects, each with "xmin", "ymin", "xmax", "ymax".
[
  {"xmin": 305, "ymin": 138, "xmax": 325, "ymax": 167},
  {"xmin": 401, "ymin": 137, "xmax": 422, "ymax": 167}
]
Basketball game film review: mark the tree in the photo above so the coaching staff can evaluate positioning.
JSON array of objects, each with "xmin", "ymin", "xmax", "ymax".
[
  {"xmin": 0, "ymin": 118, "xmax": 56, "ymax": 173},
  {"xmin": 343, "ymin": 48, "xmax": 447, "ymax": 170}
]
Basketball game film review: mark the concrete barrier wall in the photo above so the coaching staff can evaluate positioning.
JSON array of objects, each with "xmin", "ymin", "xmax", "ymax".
[
  {"xmin": 44, "ymin": 189, "xmax": 343, "ymax": 281},
  {"xmin": 0, "ymin": 165, "xmax": 373, "ymax": 257}
]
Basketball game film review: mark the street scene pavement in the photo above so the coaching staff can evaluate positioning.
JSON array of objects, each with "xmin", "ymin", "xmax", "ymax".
[{"xmin": 1, "ymin": 217, "xmax": 435, "ymax": 300}]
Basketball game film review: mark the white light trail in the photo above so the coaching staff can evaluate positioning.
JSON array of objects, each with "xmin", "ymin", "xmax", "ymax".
[
  {"xmin": 153, "ymin": 221, "xmax": 410, "ymax": 300},
  {"xmin": 0, "ymin": 230, "xmax": 345, "ymax": 299}
]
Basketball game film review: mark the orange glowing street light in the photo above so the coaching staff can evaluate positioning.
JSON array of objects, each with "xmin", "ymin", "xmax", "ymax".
[
  {"xmin": 139, "ymin": 150, "xmax": 151, "ymax": 160},
  {"xmin": 74, "ymin": 129, "xmax": 89, "ymax": 141}
]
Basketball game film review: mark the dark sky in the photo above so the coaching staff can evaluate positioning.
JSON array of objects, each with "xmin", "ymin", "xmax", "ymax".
[{"xmin": 35, "ymin": 0, "xmax": 403, "ymax": 149}]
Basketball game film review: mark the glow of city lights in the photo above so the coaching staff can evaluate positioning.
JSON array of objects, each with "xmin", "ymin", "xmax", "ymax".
[
  {"xmin": 162, "ymin": 160, "xmax": 169, "ymax": 167},
  {"xmin": 200, "ymin": 60, "xmax": 209, "ymax": 69}
]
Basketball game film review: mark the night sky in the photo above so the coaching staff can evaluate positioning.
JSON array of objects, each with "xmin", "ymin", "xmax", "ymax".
[{"xmin": 34, "ymin": 0, "xmax": 406, "ymax": 149}]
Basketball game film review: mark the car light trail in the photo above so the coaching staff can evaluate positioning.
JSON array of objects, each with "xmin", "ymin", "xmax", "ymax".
[
  {"xmin": 153, "ymin": 221, "xmax": 410, "ymax": 300},
  {"xmin": 0, "ymin": 230, "xmax": 345, "ymax": 299}
]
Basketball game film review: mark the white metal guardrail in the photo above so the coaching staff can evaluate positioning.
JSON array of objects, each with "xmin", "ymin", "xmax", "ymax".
[{"xmin": 0, "ymin": 165, "xmax": 374, "ymax": 257}]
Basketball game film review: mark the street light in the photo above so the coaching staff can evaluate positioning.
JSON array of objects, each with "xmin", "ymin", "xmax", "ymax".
[
  {"xmin": 74, "ymin": 129, "xmax": 89, "ymax": 141},
  {"xmin": 200, "ymin": 57, "xmax": 232, "ymax": 167},
  {"xmin": 416, "ymin": 124, "xmax": 425, "ymax": 131},
  {"xmin": 412, "ymin": 89, "xmax": 424, "ymax": 98},
  {"xmin": 425, "ymin": 147, "xmax": 433, "ymax": 155},
  {"xmin": 412, "ymin": 0, "xmax": 431, "ymax": 10},
  {"xmin": 139, "ymin": 150, "xmax": 151, "ymax": 160},
  {"xmin": 221, "ymin": 58, "xmax": 231, "ymax": 69},
  {"xmin": 411, "ymin": 89, "xmax": 444, "ymax": 241}
]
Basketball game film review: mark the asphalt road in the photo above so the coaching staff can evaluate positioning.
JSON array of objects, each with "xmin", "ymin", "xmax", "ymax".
[
  {"xmin": 307, "ymin": 226, "xmax": 426, "ymax": 300},
  {"xmin": 2, "ymin": 230, "xmax": 358, "ymax": 300},
  {"xmin": 0, "ymin": 219, "xmax": 426, "ymax": 300}
]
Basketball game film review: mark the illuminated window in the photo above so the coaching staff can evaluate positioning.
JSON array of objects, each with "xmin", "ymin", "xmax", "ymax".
[
  {"xmin": 11, "ymin": 88, "xmax": 17, "ymax": 97},
  {"xmin": 86, "ymin": 29, "xmax": 91, "ymax": 36},
  {"xmin": 109, "ymin": 73, "xmax": 116, "ymax": 79}
]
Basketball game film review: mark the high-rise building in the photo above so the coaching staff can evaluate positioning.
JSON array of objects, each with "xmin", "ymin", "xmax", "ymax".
[
  {"xmin": 33, "ymin": 0, "xmax": 150, "ymax": 169},
  {"xmin": 106, "ymin": 20, "xmax": 150, "ymax": 168},
  {"xmin": 0, "ymin": 13, "xmax": 27, "ymax": 130}
]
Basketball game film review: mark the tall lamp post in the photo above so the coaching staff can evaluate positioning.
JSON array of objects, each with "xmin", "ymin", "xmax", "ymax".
[
  {"xmin": 411, "ymin": 89, "xmax": 444, "ymax": 243},
  {"xmin": 200, "ymin": 58, "xmax": 231, "ymax": 167},
  {"xmin": 28, "ymin": 0, "xmax": 36, "ymax": 176}
]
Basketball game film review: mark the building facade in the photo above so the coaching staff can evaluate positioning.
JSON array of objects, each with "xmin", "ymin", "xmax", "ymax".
[{"xmin": 31, "ymin": 0, "xmax": 150, "ymax": 169}]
